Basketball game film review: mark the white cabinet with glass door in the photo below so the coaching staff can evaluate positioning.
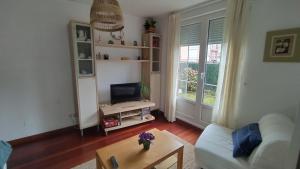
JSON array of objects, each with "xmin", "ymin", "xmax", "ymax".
[
  {"xmin": 69, "ymin": 21, "xmax": 98, "ymax": 136},
  {"xmin": 176, "ymin": 13, "xmax": 225, "ymax": 126}
]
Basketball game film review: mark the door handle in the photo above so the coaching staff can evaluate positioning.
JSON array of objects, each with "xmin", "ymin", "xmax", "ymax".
[{"xmin": 200, "ymin": 72, "xmax": 205, "ymax": 80}]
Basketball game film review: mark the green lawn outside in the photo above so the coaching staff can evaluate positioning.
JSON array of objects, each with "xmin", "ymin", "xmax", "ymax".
[
  {"xmin": 178, "ymin": 91, "xmax": 216, "ymax": 105},
  {"xmin": 178, "ymin": 92, "xmax": 196, "ymax": 101},
  {"xmin": 203, "ymin": 94, "xmax": 215, "ymax": 105}
]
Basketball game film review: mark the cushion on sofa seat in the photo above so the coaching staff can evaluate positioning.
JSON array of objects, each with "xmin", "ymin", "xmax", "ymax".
[
  {"xmin": 195, "ymin": 124, "xmax": 250, "ymax": 169},
  {"xmin": 249, "ymin": 113, "xmax": 294, "ymax": 169},
  {"xmin": 232, "ymin": 123, "xmax": 262, "ymax": 157}
]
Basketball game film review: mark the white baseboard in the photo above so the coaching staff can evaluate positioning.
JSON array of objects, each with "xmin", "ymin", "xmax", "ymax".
[{"xmin": 176, "ymin": 116, "xmax": 208, "ymax": 130}]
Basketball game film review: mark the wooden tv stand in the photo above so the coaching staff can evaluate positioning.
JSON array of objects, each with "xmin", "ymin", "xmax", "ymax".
[{"xmin": 99, "ymin": 100, "xmax": 155, "ymax": 135}]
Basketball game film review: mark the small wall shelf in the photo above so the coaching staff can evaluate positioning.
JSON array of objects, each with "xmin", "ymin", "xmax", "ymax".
[
  {"xmin": 97, "ymin": 59, "xmax": 150, "ymax": 63},
  {"xmin": 95, "ymin": 43, "xmax": 150, "ymax": 49},
  {"xmin": 76, "ymin": 40, "xmax": 91, "ymax": 44},
  {"xmin": 78, "ymin": 59, "xmax": 93, "ymax": 60},
  {"xmin": 121, "ymin": 111, "xmax": 141, "ymax": 119}
]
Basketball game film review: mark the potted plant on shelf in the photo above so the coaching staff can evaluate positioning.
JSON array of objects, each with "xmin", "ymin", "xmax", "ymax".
[
  {"xmin": 138, "ymin": 132, "xmax": 155, "ymax": 150},
  {"xmin": 141, "ymin": 82, "xmax": 150, "ymax": 99},
  {"xmin": 144, "ymin": 18, "xmax": 157, "ymax": 33}
]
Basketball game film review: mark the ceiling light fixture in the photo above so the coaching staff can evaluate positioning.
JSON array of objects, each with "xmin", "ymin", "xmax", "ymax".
[{"xmin": 90, "ymin": 0, "xmax": 124, "ymax": 32}]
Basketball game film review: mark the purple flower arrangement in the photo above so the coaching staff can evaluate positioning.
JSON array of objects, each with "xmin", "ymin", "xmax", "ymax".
[{"xmin": 138, "ymin": 132, "xmax": 155, "ymax": 150}]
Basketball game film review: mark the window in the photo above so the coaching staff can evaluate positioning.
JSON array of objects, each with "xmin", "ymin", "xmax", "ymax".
[
  {"xmin": 202, "ymin": 18, "xmax": 224, "ymax": 106},
  {"xmin": 177, "ymin": 18, "xmax": 224, "ymax": 106},
  {"xmin": 177, "ymin": 23, "xmax": 201, "ymax": 101},
  {"xmin": 178, "ymin": 46, "xmax": 200, "ymax": 101}
]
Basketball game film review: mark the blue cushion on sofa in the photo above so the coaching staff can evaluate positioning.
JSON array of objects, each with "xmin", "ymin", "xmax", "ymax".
[{"xmin": 232, "ymin": 123, "xmax": 262, "ymax": 157}]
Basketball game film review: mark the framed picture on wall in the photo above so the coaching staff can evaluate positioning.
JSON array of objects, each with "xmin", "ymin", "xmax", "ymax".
[{"xmin": 263, "ymin": 28, "xmax": 300, "ymax": 62}]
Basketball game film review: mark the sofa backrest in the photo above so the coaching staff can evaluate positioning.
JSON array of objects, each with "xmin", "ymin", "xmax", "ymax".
[{"xmin": 249, "ymin": 113, "xmax": 294, "ymax": 169}]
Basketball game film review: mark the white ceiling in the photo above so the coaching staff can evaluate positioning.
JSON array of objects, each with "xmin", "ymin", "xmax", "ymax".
[{"xmin": 70, "ymin": 0, "xmax": 210, "ymax": 17}]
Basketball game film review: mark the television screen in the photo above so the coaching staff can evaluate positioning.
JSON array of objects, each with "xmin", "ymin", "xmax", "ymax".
[{"xmin": 110, "ymin": 83, "xmax": 141, "ymax": 104}]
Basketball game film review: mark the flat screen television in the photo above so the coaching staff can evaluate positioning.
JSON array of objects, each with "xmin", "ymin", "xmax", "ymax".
[{"xmin": 110, "ymin": 83, "xmax": 141, "ymax": 104}]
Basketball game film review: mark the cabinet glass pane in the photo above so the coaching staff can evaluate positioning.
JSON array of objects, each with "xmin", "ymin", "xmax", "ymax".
[
  {"xmin": 152, "ymin": 36, "xmax": 160, "ymax": 47},
  {"xmin": 152, "ymin": 49, "xmax": 160, "ymax": 61},
  {"xmin": 79, "ymin": 60, "xmax": 93, "ymax": 76},
  {"xmin": 77, "ymin": 43, "xmax": 92, "ymax": 59},
  {"xmin": 152, "ymin": 62, "xmax": 160, "ymax": 72},
  {"xmin": 76, "ymin": 25, "xmax": 91, "ymax": 41}
]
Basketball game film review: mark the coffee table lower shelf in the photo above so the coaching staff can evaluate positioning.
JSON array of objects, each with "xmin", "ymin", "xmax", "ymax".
[{"xmin": 104, "ymin": 115, "xmax": 155, "ymax": 135}]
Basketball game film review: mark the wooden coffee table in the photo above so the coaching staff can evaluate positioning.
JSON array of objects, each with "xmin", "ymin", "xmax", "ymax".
[{"xmin": 96, "ymin": 128, "xmax": 184, "ymax": 169}]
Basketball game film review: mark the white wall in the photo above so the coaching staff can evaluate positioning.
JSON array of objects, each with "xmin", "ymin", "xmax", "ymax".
[
  {"xmin": 0, "ymin": 0, "xmax": 144, "ymax": 141},
  {"xmin": 94, "ymin": 15, "xmax": 144, "ymax": 103},
  {"xmin": 235, "ymin": 0, "xmax": 300, "ymax": 127},
  {"xmin": 0, "ymin": 0, "xmax": 92, "ymax": 141},
  {"xmin": 234, "ymin": 2, "xmax": 300, "ymax": 166}
]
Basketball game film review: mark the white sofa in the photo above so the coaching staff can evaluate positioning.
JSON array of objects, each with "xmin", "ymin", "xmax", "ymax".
[{"xmin": 194, "ymin": 113, "xmax": 295, "ymax": 169}]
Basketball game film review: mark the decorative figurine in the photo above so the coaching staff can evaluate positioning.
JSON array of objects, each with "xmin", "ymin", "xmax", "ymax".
[
  {"xmin": 104, "ymin": 54, "xmax": 109, "ymax": 60},
  {"xmin": 121, "ymin": 40, "xmax": 125, "ymax": 45}
]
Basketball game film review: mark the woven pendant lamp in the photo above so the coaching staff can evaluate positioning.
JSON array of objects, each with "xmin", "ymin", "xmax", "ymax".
[{"xmin": 90, "ymin": 0, "xmax": 124, "ymax": 32}]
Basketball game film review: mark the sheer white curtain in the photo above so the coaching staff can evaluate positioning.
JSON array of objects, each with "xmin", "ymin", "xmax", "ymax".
[
  {"xmin": 164, "ymin": 13, "xmax": 180, "ymax": 122},
  {"xmin": 212, "ymin": 0, "xmax": 251, "ymax": 128}
]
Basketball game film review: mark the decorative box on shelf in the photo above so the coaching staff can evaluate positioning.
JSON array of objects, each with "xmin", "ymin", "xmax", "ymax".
[
  {"xmin": 102, "ymin": 117, "xmax": 120, "ymax": 128},
  {"xmin": 142, "ymin": 107, "xmax": 151, "ymax": 115}
]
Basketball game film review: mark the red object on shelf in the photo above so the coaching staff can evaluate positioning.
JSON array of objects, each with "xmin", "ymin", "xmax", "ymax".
[
  {"xmin": 152, "ymin": 37, "xmax": 160, "ymax": 48},
  {"xmin": 102, "ymin": 118, "xmax": 120, "ymax": 128}
]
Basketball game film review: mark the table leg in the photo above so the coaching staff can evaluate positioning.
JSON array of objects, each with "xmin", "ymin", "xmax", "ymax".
[
  {"xmin": 177, "ymin": 147, "xmax": 184, "ymax": 169},
  {"xmin": 96, "ymin": 156, "xmax": 104, "ymax": 169}
]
